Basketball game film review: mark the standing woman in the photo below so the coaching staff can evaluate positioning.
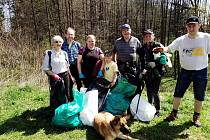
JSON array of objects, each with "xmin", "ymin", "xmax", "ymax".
[
  {"xmin": 77, "ymin": 35, "xmax": 104, "ymax": 88},
  {"xmin": 43, "ymin": 35, "xmax": 74, "ymax": 114},
  {"xmin": 140, "ymin": 29, "xmax": 165, "ymax": 117}
]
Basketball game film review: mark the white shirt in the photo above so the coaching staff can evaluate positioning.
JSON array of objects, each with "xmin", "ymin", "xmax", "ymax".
[
  {"xmin": 42, "ymin": 49, "xmax": 69, "ymax": 74},
  {"xmin": 168, "ymin": 32, "xmax": 210, "ymax": 70}
]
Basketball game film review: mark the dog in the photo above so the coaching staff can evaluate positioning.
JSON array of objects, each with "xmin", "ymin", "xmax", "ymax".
[{"xmin": 93, "ymin": 112, "xmax": 137, "ymax": 140}]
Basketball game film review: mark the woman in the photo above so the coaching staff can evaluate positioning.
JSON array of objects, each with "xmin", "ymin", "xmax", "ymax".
[
  {"xmin": 77, "ymin": 34, "xmax": 104, "ymax": 88},
  {"xmin": 140, "ymin": 29, "xmax": 165, "ymax": 117},
  {"xmin": 43, "ymin": 35, "xmax": 74, "ymax": 114}
]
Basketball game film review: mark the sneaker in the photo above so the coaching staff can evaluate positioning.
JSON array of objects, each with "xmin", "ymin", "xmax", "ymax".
[
  {"xmin": 192, "ymin": 115, "xmax": 201, "ymax": 127},
  {"xmin": 164, "ymin": 112, "xmax": 177, "ymax": 122}
]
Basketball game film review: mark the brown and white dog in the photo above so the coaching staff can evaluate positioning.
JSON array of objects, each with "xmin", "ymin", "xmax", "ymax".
[{"xmin": 93, "ymin": 112, "xmax": 137, "ymax": 140}]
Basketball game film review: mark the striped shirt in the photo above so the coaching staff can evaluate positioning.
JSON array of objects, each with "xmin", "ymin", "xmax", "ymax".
[{"xmin": 113, "ymin": 36, "xmax": 142, "ymax": 63}]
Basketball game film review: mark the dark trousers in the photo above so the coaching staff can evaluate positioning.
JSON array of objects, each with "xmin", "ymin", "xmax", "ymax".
[
  {"xmin": 145, "ymin": 76, "xmax": 161, "ymax": 111},
  {"xmin": 70, "ymin": 64, "xmax": 82, "ymax": 90},
  {"xmin": 49, "ymin": 71, "xmax": 74, "ymax": 111}
]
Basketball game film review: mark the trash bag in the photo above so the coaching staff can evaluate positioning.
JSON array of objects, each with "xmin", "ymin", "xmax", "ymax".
[
  {"xmin": 130, "ymin": 94, "xmax": 156, "ymax": 122},
  {"xmin": 110, "ymin": 76, "xmax": 137, "ymax": 97},
  {"xmin": 79, "ymin": 90, "xmax": 98, "ymax": 126},
  {"xmin": 51, "ymin": 88, "xmax": 86, "ymax": 128},
  {"xmin": 87, "ymin": 78, "xmax": 110, "ymax": 112},
  {"xmin": 102, "ymin": 77, "xmax": 137, "ymax": 115},
  {"xmin": 103, "ymin": 93, "xmax": 130, "ymax": 115}
]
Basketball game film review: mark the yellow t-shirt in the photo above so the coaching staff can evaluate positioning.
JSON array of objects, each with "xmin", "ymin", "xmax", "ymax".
[{"xmin": 104, "ymin": 61, "xmax": 118, "ymax": 82}]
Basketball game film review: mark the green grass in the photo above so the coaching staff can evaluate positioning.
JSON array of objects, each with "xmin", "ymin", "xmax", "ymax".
[{"xmin": 0, "ymin": 79, "xmax": 210, "ymax": 140}]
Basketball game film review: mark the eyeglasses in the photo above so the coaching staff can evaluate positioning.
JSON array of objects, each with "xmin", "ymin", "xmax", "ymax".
[{"xmin": 54, "ymin": 41, "xmax": 62, "ymax": 43}]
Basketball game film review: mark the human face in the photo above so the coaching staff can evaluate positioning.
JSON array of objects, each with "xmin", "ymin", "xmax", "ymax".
[
  {"xmin": 143, "ymin": 33, "xmax": 154, "ymax": 43},
  {"xmin": 53, "ymin": 40, "xmax": 63, "ymax": 50},
  {"xmin": 86, "ymin": 36, "xmax": 96, "ymax": 50},
  {"xmin": 66, "ymin": 29, "xmax": 75, "ymax": 42},
  {"xmin": 186, "ymin": 23, "xmax": 200, "ymax": 36},
  {"xmin": 121, "ymin": 28, "xmax": 131, "ymax": 40},
  {"xmin": 104, "ymin": 56, "xmax": 112, "ymax": 63}
]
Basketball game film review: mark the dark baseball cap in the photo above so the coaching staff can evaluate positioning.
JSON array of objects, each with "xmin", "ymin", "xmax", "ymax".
[
  {"xmin": 143, "ymin": 29, "xmax": 154, "ymax": 35},
  {"xmin": 186, "ymin": 16, "xmax": 200, "ymax": 24},
  {"xmin": 104, "ymin": 50, "xmax": 112, "ymax": 56},
  {"xmin": 119, "ymin": 24, "xmax": 131, "ymax": 30}
]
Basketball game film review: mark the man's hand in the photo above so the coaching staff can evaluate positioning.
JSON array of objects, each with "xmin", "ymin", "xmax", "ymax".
[
  {"xmin": 52, "ymin": 74, "xmax": 61, "ymax": 81},
  {"xmin": 153, "ymin": 47, "xmax": 164, "ymax": 53}
]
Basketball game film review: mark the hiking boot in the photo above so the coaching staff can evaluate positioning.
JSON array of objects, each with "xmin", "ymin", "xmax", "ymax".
[
  {"xmin": 164, "ymin": 111, "xmax": 177, "ymax": 122},
  {"xmin": 192, "ymin": 115, "xmax": 201, "ymax": 127}
]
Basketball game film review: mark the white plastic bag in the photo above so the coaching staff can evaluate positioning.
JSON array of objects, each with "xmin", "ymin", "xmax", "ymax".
[
  {"xmin": 130, "ymin": 94, "xmax": 156, "ymax": 121},
  {"xmin": 79, "ymin": 90, "xmax": 98, "ymax": 126}
]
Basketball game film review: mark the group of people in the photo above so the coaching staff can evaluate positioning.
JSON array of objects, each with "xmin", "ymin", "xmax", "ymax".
[{"xmin": 43, "ymin": 16, "xmax": 210, "ymax": 127}]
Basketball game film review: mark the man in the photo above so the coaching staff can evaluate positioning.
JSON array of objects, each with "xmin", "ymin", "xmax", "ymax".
[
  {"xmin": 140, "ymin": 29, "xmax": 165, "ymax": 117},
  {"xmin": 112, "ymin": 23, "xmax": 143, "ymax": 97},
  {"xmin": 155, "ymin": 16, "xmax": 210, "ymax": 127},
  {"xmin": 61, "ymin": 27, "xmax": 82, "ymax": 90}
]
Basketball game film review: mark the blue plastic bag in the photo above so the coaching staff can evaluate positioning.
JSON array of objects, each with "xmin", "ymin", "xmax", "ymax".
[{"xmin": 51, "ymin": 88, "xmax": 86, "ymax": 128}]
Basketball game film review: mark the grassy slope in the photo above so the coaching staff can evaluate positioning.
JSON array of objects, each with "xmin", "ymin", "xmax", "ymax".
[{"xmin": 0, "ymin": 79, "xmax": 209, "ymax": 140}]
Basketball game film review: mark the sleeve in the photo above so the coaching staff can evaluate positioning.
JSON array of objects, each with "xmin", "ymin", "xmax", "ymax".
[
  {"xmin": 139, "ymin": 47, "xmax": 145, "ymax": 70},
  {"xmin": 205, "ymin": 33, "xmax": 210, "ymax": 54},
  {"xmin": 136, "ymin": 40, "xmax": 142, "ymax": 54},
  {"xmin": 42, "ymin": 52, "xmax": 50, "ymax": 71},
  {"xmin": 98, "ymin": 47, "xmax": 103, "ymax": 55},
  {"xmin": 78, "ymin": 47, "xmax": 85, "ymax": 55},
  {"xmin": 113, "ymin": 62, "xmax": 119, "ymax": 72},
  {"xmin": 61, "ymin": 41, "xmax": 66, "ymax": 50},
  {"xmin": 76, "ymin": 41, "xmax": 82, "ymax": 50},
  {"xmin": 112, "ymin": 40, "xmax": 118, "ymax": 54},
  {"xmin": 168, "ymin": 37, "xmax": 182, "ymax": 53},
  {"xmin": 64, "ymin": 51, "xmax": 70, "ymax": 67}
]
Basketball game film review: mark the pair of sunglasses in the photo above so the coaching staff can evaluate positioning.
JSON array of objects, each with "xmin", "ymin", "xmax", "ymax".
[{"xmin": 54, "ymin": 41, "xmax": 62, "ymax": 43}]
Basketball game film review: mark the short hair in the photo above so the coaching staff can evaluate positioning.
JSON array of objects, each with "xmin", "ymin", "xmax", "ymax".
[
  {"xmin": 86, "ymin": 34, "xmax": 96, "ymax": 41},
  {"xmin": 66, "ymin": 27, "xmax": 75, "ymax": 34},
  {"xmin": 104, "ymin": 50, "xmax": 112, "ymax": 56},
  {"xmin": 51, "ymin": 35, "xmax": 64, "ymax": 45}
]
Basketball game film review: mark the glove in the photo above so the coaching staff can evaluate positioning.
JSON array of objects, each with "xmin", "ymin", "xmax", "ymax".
[
  {"xmin": 97, "ymin": 70, "xmax": 103, "ymax": 77},
  {"xmin": 142, "ymin": 69, "xmax": 147, "ymax": 75},
  {"xmin": 79, "ymin": 73, "xmax": 85, "ymax": 79},
  {"xmin": 52, "ymin": 74, "xmax": 61, "ymax": 81},
  {"xmin": 148, "ymin": 62, "xmax": 156, "ymax": 68}
]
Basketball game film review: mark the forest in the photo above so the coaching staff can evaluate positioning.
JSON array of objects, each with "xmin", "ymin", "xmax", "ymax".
[{"xmin": 0, "ymin": 0, "xmax": 210, "ymax": 86}]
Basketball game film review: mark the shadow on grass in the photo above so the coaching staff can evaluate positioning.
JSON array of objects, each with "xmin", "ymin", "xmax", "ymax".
[
  {"xmin": 0, "ymin": 107, "xmax": 86, "ymax": 136},
  {"xmin": 85, "ymin": 126, "xmax": 103, "ymax": 140},
  {"xmin": 132, "ymin": 120, "xmax": 193, "ymax": 140}
]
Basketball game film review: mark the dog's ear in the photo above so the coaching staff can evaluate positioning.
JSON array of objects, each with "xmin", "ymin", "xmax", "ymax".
[
  {"xmin": 111, "ymin": 116, "xmax": 121, "ymax": 126},
  {"xmin": 121, "ymin": 112, "xmax": 130, "ymax": 120}
]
